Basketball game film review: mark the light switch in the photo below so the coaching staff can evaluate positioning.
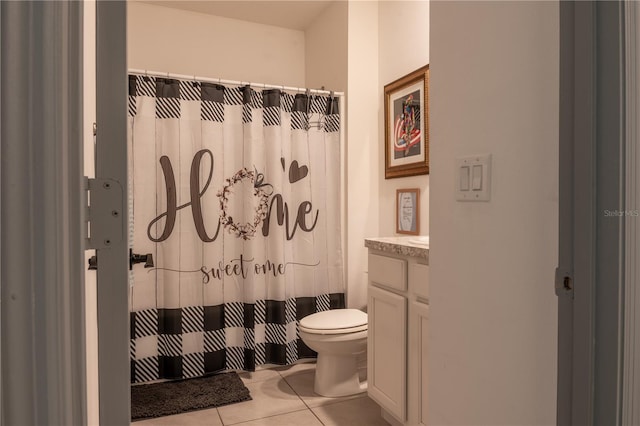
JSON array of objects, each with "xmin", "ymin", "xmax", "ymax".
[
  {"xmin": 472, "ymin": 165, "xmax": 482, "ymax": 190},
  {"xmin": 455, "ymin": 154, "xmax": 491, "ymax": 201},
  {"xmin": 460, "ymin": 166, "xmax": 470, "ymax": 191}
]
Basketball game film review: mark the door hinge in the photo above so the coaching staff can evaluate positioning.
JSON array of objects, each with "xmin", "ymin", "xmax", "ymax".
[
  {"xmin": 555, "ymin": 267, "xmax": 574, "ymax": 297},
  {"xmin": 84, "ymin": 176, "xmax": 125, "ymax": 250}
]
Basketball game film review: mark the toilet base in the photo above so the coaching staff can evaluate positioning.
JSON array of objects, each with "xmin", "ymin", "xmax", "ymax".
[{"xmin": 314, "ymin": 353, "xmax": 367, "ymax": 397}]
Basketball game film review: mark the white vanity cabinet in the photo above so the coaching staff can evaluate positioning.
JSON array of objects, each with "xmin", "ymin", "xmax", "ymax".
[{"xmin": 365, "ymin": 238, "xmax": 429, "ymax": 426}]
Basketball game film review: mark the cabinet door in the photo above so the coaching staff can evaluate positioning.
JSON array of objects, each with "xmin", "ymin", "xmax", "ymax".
[
  {"xmin": 409, "ymin": 301, "xmax": 429, "ymax": 426},
  {"xmin": 409, "ymin": 262, "xmax": 429, "ymax": 300},
  {"xmin": 368, "ymin": 285, "xmax": 407, "ymax": 422}
]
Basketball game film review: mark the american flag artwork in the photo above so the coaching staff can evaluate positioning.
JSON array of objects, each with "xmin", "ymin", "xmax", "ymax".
[{"xmin": 393, "ymin": 92, "xmax": 421, "ymax": 157}]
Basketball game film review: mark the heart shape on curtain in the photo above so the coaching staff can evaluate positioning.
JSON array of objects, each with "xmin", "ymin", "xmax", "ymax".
[{"xmin": 288, "ymin": 160, "xmax": 309, "ymax": 184}]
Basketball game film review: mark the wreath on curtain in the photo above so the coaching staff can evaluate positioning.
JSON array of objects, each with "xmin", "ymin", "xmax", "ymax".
[{"xmin": 218, "ymin": 167, "xmax": 272, "ymax": 240}]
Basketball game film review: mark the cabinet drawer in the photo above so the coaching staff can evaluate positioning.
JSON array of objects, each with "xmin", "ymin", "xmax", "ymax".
[
  {"xmin": 409, "ymin": 263, "xmax": 429, "ymax": 300},
  {"xmin": 369, "ymin": 253, "xmax": 407, "ymax": 291}
]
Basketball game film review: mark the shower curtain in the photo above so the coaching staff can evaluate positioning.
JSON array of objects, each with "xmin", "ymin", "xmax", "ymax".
[{"xmin": 127, "ymin": 75, "xmax": 344, "ymax": 383}]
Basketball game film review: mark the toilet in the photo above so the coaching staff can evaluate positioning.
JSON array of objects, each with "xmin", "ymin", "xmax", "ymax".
[{"xmin": 299, "ymin": 309, "xmax": 368, "ymax": 397}]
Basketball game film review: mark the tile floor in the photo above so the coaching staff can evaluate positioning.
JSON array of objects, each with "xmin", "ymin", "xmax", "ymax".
[{"xmin": 135, "ymin": 362, "xmax": 389, "ymax": 426}]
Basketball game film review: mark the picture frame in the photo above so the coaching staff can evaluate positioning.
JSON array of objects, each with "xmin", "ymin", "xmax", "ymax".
[
  {"xmin": 396, "ymin": 188, "xmax": 420, "ymax": 235},
  {"xmin": 384, "ymin": 65, "xmax": 429, "ymax": 179}
]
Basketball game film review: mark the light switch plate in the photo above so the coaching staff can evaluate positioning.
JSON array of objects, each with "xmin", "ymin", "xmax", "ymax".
[{"xmin": 455, "ymin": 154, "xmax": 491, "ymax": 201}]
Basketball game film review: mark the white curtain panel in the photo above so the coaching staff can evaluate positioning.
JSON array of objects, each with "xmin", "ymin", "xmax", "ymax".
[{"xmin": 127, "ymin": 75, "xmax": 344, "ymax": 383}]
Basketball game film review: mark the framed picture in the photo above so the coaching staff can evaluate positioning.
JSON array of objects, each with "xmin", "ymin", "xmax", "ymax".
[
  {"xmin": 384, "ymin": 65, "xmax": 429, "ymax": 179},
  {"xmin": 396, "ymin": 188, "xmax": 420, "ymax": 235}
]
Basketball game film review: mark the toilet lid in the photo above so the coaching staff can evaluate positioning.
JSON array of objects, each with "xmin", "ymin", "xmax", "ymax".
[{"xmin": 299, "ymin": 309, "xmax": 367, "ymax": 331}]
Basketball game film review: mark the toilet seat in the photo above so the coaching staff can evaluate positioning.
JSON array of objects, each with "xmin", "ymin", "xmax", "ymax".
[{"xmin": 299, "ymin": 309, "xmax": 368, "ymax": 335}]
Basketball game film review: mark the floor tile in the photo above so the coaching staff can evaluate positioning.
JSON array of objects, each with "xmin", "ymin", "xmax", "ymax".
[
  {"xmin": 133, "ymin": 407, "xmax": 222, "ymax": 425},
  {"xmin": 231, "ymin": 409, "xmax": 323, "ymax": 426},
  {"xmin": 217, "ymin": 377, "xmax": 307, "ymax": 425},
  {"xmin": 311, "ymin": 396, "xmax": 389, "ymax": 426},
  {"xmin": 238, "ymin": 367, "xmax": 281, "ymax": 384},
  {"xmin": 275, "ymin": 360, "xmax": 317, "ymax": 377},
  {"xmin": 283, "ymin": 371, "xmax": 366, "ymax": 408}
]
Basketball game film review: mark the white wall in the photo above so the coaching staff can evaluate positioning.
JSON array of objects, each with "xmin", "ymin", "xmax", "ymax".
[
  {"xmin": 346, "ymin": 1, "xmax": 380, "ymax": 309},
  {"xmin": 305, "ymin": 1, "xmax": 348, "ymax": 92},
  {"xmin": 378, "ymin": 1, "xmax": 430, "ymax": 237},
  {"xmin": 127, "ymin": 2, "xmax": 306, "ymax": 86},
  {"xmin": 346, "ymin": 1, "xmax": 430, "ymax": 309},
  {"xmin": 429, "ymin": 1, "xmax": 558, "ymax": 424}
]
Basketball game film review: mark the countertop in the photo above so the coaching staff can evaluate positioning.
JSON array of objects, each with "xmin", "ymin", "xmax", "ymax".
[{"xmin": 364, "ymin": 236, "xmax": 429, "ymax": 262}]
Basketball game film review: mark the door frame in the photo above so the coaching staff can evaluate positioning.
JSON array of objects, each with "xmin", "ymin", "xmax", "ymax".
[
  {"xmin": 95, "ymin": 1, "xmax": 130, "ymax": 425},
  {"xmin": 557, "ymin": 1, "xmax": 627, "ymax": 424},
  {"xmin": 623, "ymin": 2, "xmax": 640, "ymax": 424}
]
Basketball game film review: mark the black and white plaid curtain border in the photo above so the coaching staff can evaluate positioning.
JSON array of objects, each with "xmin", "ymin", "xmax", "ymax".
[{"xmin": 127, "ymin": 74, "xmax": 340, "ymax": 131}]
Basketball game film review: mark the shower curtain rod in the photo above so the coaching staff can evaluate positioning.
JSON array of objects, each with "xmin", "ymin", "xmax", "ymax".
[{"xmin": 129, "ymin": 68, "xmax": 345, "ymax": 97}]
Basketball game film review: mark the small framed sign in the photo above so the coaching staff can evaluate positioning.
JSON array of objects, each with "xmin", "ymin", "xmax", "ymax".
[{"xmin": 396, "ymin": 188, "xmax": 420, "ymax": 235}]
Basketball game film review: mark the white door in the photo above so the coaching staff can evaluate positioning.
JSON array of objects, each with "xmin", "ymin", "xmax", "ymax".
[{"xmin": 1, "ymin": 2, "xmax": 88, "ymax": 424}]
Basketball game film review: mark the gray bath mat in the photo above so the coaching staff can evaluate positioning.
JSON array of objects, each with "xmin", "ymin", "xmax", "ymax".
[{"xmin": 131, "ymin": 372, "xmax": 252, "ymax": 421}]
